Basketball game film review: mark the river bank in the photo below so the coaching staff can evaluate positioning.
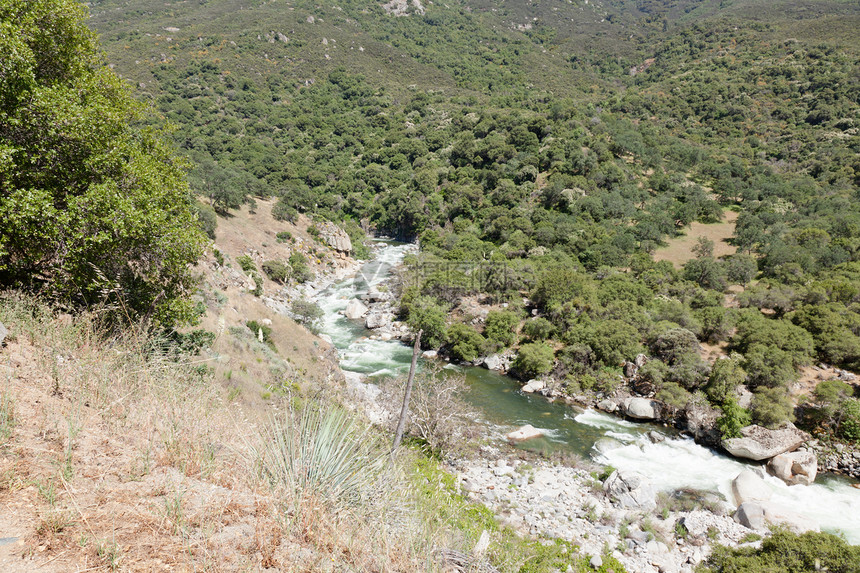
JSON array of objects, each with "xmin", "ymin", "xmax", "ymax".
[{"xmin": 316, "ymin": 240, "xmax": 860, "ymax": 566}]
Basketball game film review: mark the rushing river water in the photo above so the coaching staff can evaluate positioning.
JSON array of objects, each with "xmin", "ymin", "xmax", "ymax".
[{"xmin": 316, "ymin": 241, "xmax": 860, "ymax": 543}]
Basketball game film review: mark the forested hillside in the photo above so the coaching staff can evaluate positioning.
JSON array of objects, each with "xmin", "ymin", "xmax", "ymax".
[{"xmin": 87, "ymin": 0, "xmax": 860, "ymax": 442}]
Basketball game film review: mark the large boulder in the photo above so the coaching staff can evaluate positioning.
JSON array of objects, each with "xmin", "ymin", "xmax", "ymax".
[
  {"xmin": 722, "ymin": 423, "xmax": 809, "ymax": 461},
  {"xmin": 318, "ymin": 222, "xmax": 352, "ymax": 253},
  {"xmin": 624, "ymin": 397, "xmax": 659, "ymax": 420},
  {"xmin": 365, "ymin": 310, "xmax": 391, "ymax": 330},
  {"xmin": 522, "ymin": 379, "xmax": 545, "ymax": 393},
  {"xmin": 505, "ymin": 424, "xmax": 543, "ymax": 443},
  {"xmin": 734, "ymin": 501, "xmax": 819, "ymax": 534},
  {"xmin": 344, "ymin": 299, "xmax": 369, "ymax": 319},
  {"xmin": 603, "ymin": 470, "xmax": 657, "ymax": 511},
  {"xmin": 731, "ymin": 470, "xmax": 772, "ymax": 505},
  {"xmin": 767, "ymin": 450, "xmax": 817, "ymax": 486}
]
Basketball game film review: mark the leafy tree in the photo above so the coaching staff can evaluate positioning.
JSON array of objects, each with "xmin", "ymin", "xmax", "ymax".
[
  {"xmin": 743, "ymin": 344, "xmax": 797, "ymax": 389},
  {"xmin": 717, "ymin": 397, "xmax": 752, "ymax": 439},
  {"xmin": 751, "ymin": 386, "xmax": 795, "ymax": 428},
  {"xmin": 484, "ymin": 310, "xmax": 519, "ymax": 347},
  {"xmin": 445, "ymin": 323, "xmax": 485, "ymax": 362},
  {"xmin": 706, "ymin": 354, "xmax": 746, "ymax": 404},
  {"xmin": 0, "ymin": 0, "xmax": 206, "ymax": 326},
  {"xmin": 513, "ymin": 342, "xmax": 555, "ymax": 378},
  {"xmin": 406, "ymin": 296, "xmax": 448, "ymax": 349}
]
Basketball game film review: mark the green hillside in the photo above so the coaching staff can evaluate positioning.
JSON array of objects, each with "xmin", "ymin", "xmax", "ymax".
[{"xmin": 86, "ymin": 0, "xmax": 860, "ymax": 442}]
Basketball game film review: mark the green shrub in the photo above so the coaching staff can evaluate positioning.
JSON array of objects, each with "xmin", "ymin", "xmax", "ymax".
[
  {"xmin": 446, "ymin": 323, "xmax": 486, "ymax": 362},
  {"xmin": 236, "ymin": 255, "xmax": 257, "ymax": 273},
  {"xmin": 484, "ymin": 310, "xmax": 519, "ymax": 347},
  {"xmin": 513, "ymin": 342, "xmax": 555, "ymax": 378},
  {"xmin": 522, "ymin": 317, "xmax": 555, "ymax": 341},
  {"xmin": 839, "ymin": 398, "xmax": 860, "ymax": 442},
  {"xmin": 262, "ymin": 260, "xmax": 290, "ymax": 284},
  {"xmin": 289, "ymin": 252, "xmax": 313, "ymax": 284},
  {"xmin": 276, "ymin": 231, "xmax": 293, "ymax": 243},
  {"xmin": 272, "ymin": 199, "xmax": 298, "ymax": 223},
  {"xmin": 246, "ymin": 320, "xmax": 274, "ymax": 348},
  {"xmin": 716, "ymin": 397, "xmax": 751, "ymax": 439},
  {"xmin": 291, "ymin": 299, "xmax": 323, "ymax": 332},
  {"xmin": 406, "ymin": 296, "xmax": 448, "ymax": 349},
  {"xmin": 751, "ymin": 387, "xmax": 795, "ymax": 428},
  {"xmin": 213, "ymin": 249, "xmax": 225, "ymax": 266},
  {"xmin": 701, "ymin": 529, "xmax": 860, "ymax": 573},
  {"xmin": 194, "ymin": 200, "xmax": 217, "ymax": 240}
]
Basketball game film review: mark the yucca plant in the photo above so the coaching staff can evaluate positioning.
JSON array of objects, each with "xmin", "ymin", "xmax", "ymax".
[{"xmin": 259, "ymin": 405, "xmax": 390, "ymax": 513}]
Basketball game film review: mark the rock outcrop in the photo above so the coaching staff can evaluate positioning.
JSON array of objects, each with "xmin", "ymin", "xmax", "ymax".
[
  {"xmin": 318, "ymin": 222, "xmax": 352, "ymax": 253},
  {"xmin": 767, "ymin": 450, "xmax": 817, "ymax": 486},
  {"xmin": 722, "ymin": 423, "xmax": 808, "ymax": 461},
  {"xmin": 603, "ymin": 470, "xmax": 657, "ymax": 511}
]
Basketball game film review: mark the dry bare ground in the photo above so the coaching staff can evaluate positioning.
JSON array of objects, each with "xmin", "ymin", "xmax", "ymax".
[{"xmin": 653, "ymin": 210, "xmax": 739, "ymax": 268}]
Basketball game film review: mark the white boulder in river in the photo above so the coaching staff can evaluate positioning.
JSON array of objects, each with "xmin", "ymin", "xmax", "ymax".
[
  {"xmin": 722, "ymin": 422, "xmax": 808, "ymax": 461},
  {"xmin": 623, "ymin": 397, "xmax": 659, "ymax": 420},
  {"xmin": 731, "ymin": 470, "xmax": 772, "ymax": 505},
  {"xmin": 521, "ymin": 379, "xmax": 545, "ymax": 393},
  {"xmin": 734, "ymin": 501, "xmax": 819, "ymax": 534},
  {"xmin": 767, "ymin": 450, "xmax": 817, "ymax": 486},
  {"xmin": 344, "ymin": 299, "xmax": 369, "ymax": 319},
  {"xmin": 505, "ymin": 424, "xmax": 543, "ymax": 443}
]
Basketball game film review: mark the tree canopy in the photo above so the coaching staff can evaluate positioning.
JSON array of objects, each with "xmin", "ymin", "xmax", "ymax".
[{"xmin": 0, "ymin": 0, "xmax": 205, "ymax": 326}]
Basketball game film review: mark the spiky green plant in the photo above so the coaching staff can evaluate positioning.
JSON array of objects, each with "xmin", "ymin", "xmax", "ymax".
[{"xmin": 259, "ymin": 405, "xmax": 389, "ymax": 512}]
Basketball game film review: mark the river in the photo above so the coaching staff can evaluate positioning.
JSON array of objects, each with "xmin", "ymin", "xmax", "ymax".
[{"xmin": 316, "ymin": 241, "xmax": 860, "ymax": 543}]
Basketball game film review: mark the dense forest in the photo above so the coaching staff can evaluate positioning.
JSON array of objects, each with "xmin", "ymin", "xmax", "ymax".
[{"xmin": 86, "ymin": 0, "xmax": 860, "ymax": 440}]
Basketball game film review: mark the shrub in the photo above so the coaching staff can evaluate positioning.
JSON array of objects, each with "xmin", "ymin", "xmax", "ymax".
[
  {"xmin": 262, "ymin": 260, "xmax": 290, "ymax": 284},
  {"xmin": 236, "ymin": 255, "xmax": 257, "ymax": 273},
  {"xmin": 276, "ymin": 231, "xmax": 293, "ymax": 243},
  {"xmin": 484, "ymin": 310, "xmax": 519, "ymax": 347},
  {"xmin": 194, "ymin": 200, "xmax": 217, "ymax": 240},
  {"xmin": 445, "ymin": 324, "xmax": 486, "ymax": 362},
  {"xmin": 522, "ymin": 317, "xmax": 555, "ymax": 341},
  {"xmin": 288, "ymin": 252, "xmax": 313, "ymax": 283},
  {"xmin": 246, "ymin": 320, "xmax": 274, "ymax": 348},
  {"xmin": 406, "ymin": 296, "xmax": 448, "ymax": 349},
  {"xmin": 291, "ymin": 298, "xmax": 323, "ymax": 332},
  {"xmin": 743, "ymin": 344, "xmax": 797, "ymax": 389},
  {"xmin": 839, "ymin": 398, "xmax": 860, "ymax": 442},
  {"xmin": 259, "ymin": 406, "xmax": 389, "ymax": 512},
  {"xmin": 706, "ymin": 354, "xmax": 746, "ymax": 404},
  {"xmin": 651, "ymin": 327, "xmax": 700, "ymax": 364},
  {"xmin": 717, "ymin": 397, "xmax": 751, "ymax": 439},
  {"xmin": 751, "ymin": 387, "xmax": 794, "ymax": 428},
  {"xmin": 271, "ymin": 199, "xmax": 298, "ymax": 223},
  {"xmin": 513, "ymin": 342, "xmax": 555, "ymax": 378},
  {"xmin": 701, "ymin": 529, "xmax": 860, "ymax": 573}
]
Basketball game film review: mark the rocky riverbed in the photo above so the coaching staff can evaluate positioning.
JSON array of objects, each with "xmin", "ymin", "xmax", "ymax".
[{"xmin": 451, "ymin": 454, "xmax": 758, "ymax": 573}]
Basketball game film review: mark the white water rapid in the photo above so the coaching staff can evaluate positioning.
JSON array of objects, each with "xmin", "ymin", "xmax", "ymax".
[{"xmin": 316, "ymin": 242, "xmax": 860, "ymax": 543}]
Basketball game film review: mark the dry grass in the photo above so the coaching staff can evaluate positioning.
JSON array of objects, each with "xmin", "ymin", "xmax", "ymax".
[
  {"xmin": 0, "ymin": 295, "xmax": 517, "ymax": 572},
  {"xmin": 653, "ymin": 210, "xmax": 738, "ymax": 268}
]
